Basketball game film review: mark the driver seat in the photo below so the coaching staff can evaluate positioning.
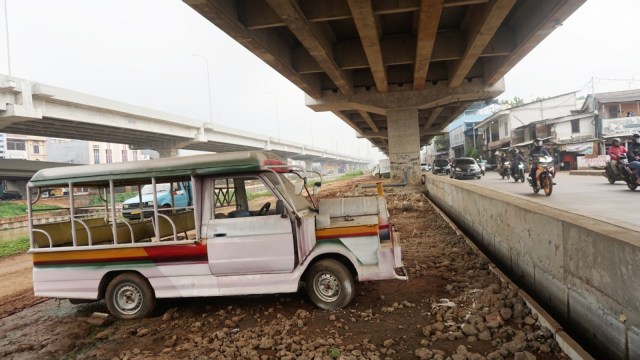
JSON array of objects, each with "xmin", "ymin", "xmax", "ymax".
[{"xmin": 275, "ymin": 200, "xmax": 285, "ymax": 215}]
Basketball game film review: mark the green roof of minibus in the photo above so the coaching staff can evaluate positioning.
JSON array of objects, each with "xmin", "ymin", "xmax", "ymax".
[{"xmin": 29, "ymin": 151, "xmax": 284, "ymax": 187}]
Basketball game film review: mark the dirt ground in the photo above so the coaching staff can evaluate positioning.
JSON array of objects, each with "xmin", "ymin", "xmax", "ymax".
[{"xmin": 0, "ymin": 177, "xmax": 567, "ymax": 360}]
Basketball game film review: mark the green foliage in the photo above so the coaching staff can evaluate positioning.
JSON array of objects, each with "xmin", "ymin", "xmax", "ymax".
[
  {"xmin": 465, "ymin": 147, "xmax": 481, "ymax": 159},
  {"xmin": 0, "ymin": 202, "xmax": 61, "ymax": 218},
  {"xmin": 433, "ymin": 134, "xmax": 450, "ymax": 151},
  {"xmin": 334, "ymin": 170, "xmax": 364, "ymax": 181},
  {"xmin": 328, "ymin": 346, "xmax": 341, "ymax": 359},
  {"xmin": 88, "ymin": 191, "xmax": 138, "ymax": 206},
  {"xmin": 500, "ymin": 96, "xmax": 525, "ymax": 107},
  {"xmin": 247, "ymin": 190, "xmax": 271, "ymax": 201},
  {"xmin": 0, "ymin": 236, "xmax": 30, "ymax": 257}
]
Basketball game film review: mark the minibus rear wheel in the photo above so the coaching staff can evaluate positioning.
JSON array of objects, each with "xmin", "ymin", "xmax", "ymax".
[
  {"xmin": 105, "ymin": 273, "xmax": 156, "ymax": 320},
  {"xmin": 306, "ymin": 259, "xmax": 354, "ymax": 310}
]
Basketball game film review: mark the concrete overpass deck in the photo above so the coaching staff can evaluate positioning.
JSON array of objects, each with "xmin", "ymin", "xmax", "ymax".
[
  {"xmin": 185, "ymin": 0, "xmax": 586, "ymax": 183},
  {"xmin": 0, "ymin": 74, "xmax": 369, "ymax": 164}
]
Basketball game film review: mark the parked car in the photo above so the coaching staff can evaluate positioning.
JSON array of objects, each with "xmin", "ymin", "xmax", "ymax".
[
  {"xmin": 449, "ymin": 157, "xmax": 482, "ymax": 180},
  {"xmin": 432, "ymin": 159, "xmax": 450, "ymax": 175},
  {"xmin": 0, "ymin": 190, "xmax": 22, "ymax": 200},
  {"xmin": 485, "ymin": 161, "xmax": 497, "ymax": 171},
  {"xmin": 122, "ymin": 182, "xmax": 191, "ymax": 219},
  {"xmin": 420, "ymin": 163, "xmax": 431, "ymax": 172}
]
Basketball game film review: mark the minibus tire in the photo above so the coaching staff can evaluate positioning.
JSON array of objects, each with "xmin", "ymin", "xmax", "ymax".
[
  {"xmin": 105, "ymin": 273, "xmax": 156, "ymax": 320},
  {"xmin": 306, "ymin": 259, "xmax": 354, "ymax": 310}
]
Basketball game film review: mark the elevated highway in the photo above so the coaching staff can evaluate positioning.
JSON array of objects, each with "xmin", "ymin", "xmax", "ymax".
[
  {"xmin": 0, "ymin": 74, "xmax": 369, "ymax": 165},
  {"xmin": 185, "ymin": 0, "xmax": 586, "ymax": 183}
]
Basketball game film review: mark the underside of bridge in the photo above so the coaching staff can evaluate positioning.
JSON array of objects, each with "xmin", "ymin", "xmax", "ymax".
[{"xmin": 185, "ymin": 0, "xmax": 585, "ymax": 183}]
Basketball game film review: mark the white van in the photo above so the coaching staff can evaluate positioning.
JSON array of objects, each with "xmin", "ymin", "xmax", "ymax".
[{"xmin": 28, "ymin": 151, "xmax": 406, "ymax": 319}]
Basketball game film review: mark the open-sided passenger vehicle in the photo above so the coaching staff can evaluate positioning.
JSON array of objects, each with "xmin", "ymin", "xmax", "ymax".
[{"xmin": 27, "ymin": 151, "xmax": 406, "ymax": 319}]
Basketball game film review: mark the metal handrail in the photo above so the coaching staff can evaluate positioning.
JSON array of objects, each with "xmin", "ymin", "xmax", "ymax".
[{"xmin": 31, "ymin": 228, "xmax": 52, "ymax": 248}]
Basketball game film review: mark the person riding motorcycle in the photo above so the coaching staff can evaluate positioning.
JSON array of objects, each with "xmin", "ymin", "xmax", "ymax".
[
  {"xmin": 528, "ymin": 138, "xmax": 550, "ymax": 184},
  {"xmin": 509, "ymin": 148, "xmax": 525, "ymax": 177},
  {"xmin": 499, "ymin": 152, "xmax": 508, "ymax": 174},
  {"xmin": 627, "ymin": 134, "xmax": 640, "ymax": 184},
  {"xmin": 607, "ymin": 137, "xmax": 627, "ymax": 176}
]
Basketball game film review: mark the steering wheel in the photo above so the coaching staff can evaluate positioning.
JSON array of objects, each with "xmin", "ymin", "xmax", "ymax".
[{"xmin": 257, "ymin": 202, "xmax": 271, "ymax": 216}]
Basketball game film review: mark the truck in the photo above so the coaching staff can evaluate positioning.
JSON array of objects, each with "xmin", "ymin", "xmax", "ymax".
[{"xmin": 371, "ymin": 158, "xmax": 391, "ymax": 178}]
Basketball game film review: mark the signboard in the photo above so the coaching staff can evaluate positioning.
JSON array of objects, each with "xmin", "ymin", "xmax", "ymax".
[
  {"xmin": 577, "ymin": 155, "xmax": 606, "ymax": 169},
  {"xmin": 565, "ymin": 142, "xmax": 594, "ymax": 154},
  {"xmin": 602, "ymin": 116, "xmax": 640, "ymax": 136}
]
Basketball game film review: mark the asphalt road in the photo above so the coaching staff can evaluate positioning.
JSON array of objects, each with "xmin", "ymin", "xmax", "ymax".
[{"xmin": 438, "ymin": 170, "xmax": 638, "ymax": 232}]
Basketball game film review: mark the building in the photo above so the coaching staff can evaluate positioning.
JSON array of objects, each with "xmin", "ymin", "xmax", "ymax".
[
  {"xmin": 47, "ymin": 139, "xmax": 149, "ymax": 164},
  {"xmin": 4, "ymin": 134, "xmax": 47, "ymax": 161},
  {"xmin": 474, "ymin": 93, "xmax": 578, "ymax": 162}
]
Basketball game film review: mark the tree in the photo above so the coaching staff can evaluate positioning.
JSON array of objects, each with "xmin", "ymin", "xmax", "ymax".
[
  {"xmin": 500, "ymin": 96, "xmax": 525, "ymax": 107},
  {"xmin": 433, "ymin": 134, "xmax": 449, "ymax": 151},
  {"xmin": 465, "ymin": 147, "xmax": 481, "ymax": 159}
]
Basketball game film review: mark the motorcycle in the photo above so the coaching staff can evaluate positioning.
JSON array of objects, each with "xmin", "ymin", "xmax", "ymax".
[
  {"xmin": 500, "ymin": 161, "xmax": 511, "ymax": 180},
  {"xmin": 512, "ymin": 161, "xmax": 526, "ymax": 183},
  {"xmin": 617, "ymin": 154, "xmax": 638, "ymax": 190},
  {"xmin": 603, "ymin": 158, "xmax": 625, "ymax": 184},
  {"xmin": 529, "ymin": 155, "xmax": 555, "ymax": 196}
]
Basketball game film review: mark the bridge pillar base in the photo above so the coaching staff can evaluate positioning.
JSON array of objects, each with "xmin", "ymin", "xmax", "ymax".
[
  {"xmin": 157, "ymin": 148, "xmax": 179, "ymax": 158},
  {"xmin": 387, "ymin": 108, "xmax": 421, "ymax": 184}
]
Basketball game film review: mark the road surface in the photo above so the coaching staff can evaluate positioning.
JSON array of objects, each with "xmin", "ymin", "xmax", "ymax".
[{"xmin": 440, "ymin": 171, "xmax": 637, "ymax": 232}]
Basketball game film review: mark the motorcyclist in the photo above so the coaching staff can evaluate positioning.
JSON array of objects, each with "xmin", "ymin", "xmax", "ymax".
[
  {"xmin": 499, "ymin": 152, "xmax": 508, "ymax": 174},
  {"xmin": 509, "ymin": 148, "xmax": 525, "ymax": 177},
  {"xmin": 627, "ymin": 134, "xmax": 640, "ymax": 184},
  {"xmin": 528, "ymin": 138, "xmax": 550, "ymax": 184},
  {"xmin": 607, "ymin": 137, "xmax": 627, "ymax": 175}
]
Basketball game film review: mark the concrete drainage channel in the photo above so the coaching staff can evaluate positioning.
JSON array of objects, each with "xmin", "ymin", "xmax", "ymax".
[{"xmin": 426, "ymin": 196, "xmax": 593, "ymax": 360}]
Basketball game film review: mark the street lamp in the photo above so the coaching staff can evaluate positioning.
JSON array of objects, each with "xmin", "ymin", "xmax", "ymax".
[{"xmin": 192, "ymin": 53, "xmax": 213, "ymax": 124}]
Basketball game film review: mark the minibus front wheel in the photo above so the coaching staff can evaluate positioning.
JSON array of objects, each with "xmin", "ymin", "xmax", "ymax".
[{"xmin": 105, "ymin": 273, "xmax": 156, "ymax": 320}]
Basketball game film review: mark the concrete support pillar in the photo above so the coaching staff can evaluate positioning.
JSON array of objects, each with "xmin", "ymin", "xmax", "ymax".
[
  {"xmin": 157, "ymin": 148, "xmax": 179, "ymax": 158},
  {"xmin": 305, "ymin": 161, "xmax": 313, "ymax": 172},
  {"xmin": 387, "ymin": 108, "xmax": 421, "ymax": 184}
]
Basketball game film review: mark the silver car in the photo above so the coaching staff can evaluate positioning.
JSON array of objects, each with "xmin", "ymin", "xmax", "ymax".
[{"xmin": 450, "ymin": 157, "xmax": 482, "ymax": 180}]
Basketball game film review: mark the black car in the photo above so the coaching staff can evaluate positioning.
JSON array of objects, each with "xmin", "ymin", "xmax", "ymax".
[
  {"xmin": 1, "ymin": 190, "xmax": 22, "ymax": 200},
  {"xmin": 450, "ymin": 157, "xmax": 482, "ymax": 179},
  {"xmin": 432, "ymin": 159, "xmax": 450, "ymax": 175}
]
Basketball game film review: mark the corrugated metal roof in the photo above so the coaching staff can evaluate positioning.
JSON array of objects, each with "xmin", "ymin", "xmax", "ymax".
[{"xmin": 595, "ymin": 89, "xmax": 640, "ymax": 103}]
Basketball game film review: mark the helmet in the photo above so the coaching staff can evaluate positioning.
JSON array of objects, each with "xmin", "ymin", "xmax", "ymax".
[
  {"xmin": 612, "ymin": 137, "xmax": 621, "ymax": 146},
  {"xmin": 533, "ymin": 138, "xmax": 543, "ymax": 147},
  {"xmin": 633, "ymin": 134, "xmax": 640, "ymax": 144}
]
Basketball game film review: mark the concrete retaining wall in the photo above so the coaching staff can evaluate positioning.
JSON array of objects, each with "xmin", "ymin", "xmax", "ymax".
[{"xmin": 425, "ymin": 175, "xmax": 640, "ymax": 359}]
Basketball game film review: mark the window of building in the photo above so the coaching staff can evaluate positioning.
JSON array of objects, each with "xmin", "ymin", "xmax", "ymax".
[
  {"xmin": 503, "ymin": 123, "xmax": 508, "ymax": 137},
  {"xmin": 33, "ymin": 144, "xmax": 40, "ymax": 154},
  {"xmin": 133, "ymin": 150, "xmax": 138, "ymax": 161},
  {"xmin": 571, "ymin": 119, "xmax": 580, "ymax": 134},
  {"xmin": 529, "ymin": 127, "xmax": 536, "ymax": 140},
  {"xmin": 7, "ymin": 139, "xmax": 26, "ymax": 151},
  {"xmin": 122, "ymin": 150, "xmax": 128, "ymax": 162},
  {"xmin": 105, "ymin": 149, "xmax": 113, "ymax": 164},
  {"xmin": 93, "ymin": 148, "xmax": 100, "ymax": 164}
]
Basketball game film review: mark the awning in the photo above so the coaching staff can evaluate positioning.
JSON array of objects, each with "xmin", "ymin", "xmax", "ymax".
[{"xmin": 487, "ymin": 138, "xmax": 512, "ymax": 150}]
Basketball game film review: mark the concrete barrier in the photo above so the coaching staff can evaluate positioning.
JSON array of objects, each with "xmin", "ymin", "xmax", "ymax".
[{"xmin": 425, "ymin": 174, "xmax": 640, "ymax": 359}]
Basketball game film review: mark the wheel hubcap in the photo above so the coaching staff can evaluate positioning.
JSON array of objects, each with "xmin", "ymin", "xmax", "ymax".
[
  {"xmin": 314, "ymin": 272, "xmax": 340, "ymax": 302},
  {"xmin": 114, "ymin": 284, "xmax": 142, "ymax": 314}
]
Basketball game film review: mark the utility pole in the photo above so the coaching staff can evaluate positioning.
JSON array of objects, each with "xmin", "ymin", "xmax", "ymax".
[{"xmin": 4, "ymin": 0, "xmax": 10, "ymax": 76}]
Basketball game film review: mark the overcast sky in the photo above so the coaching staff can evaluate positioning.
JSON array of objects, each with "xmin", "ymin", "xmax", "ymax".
[{"xmin": 0, "ymin": 0, "xmax": 638, "ymax": 159}]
